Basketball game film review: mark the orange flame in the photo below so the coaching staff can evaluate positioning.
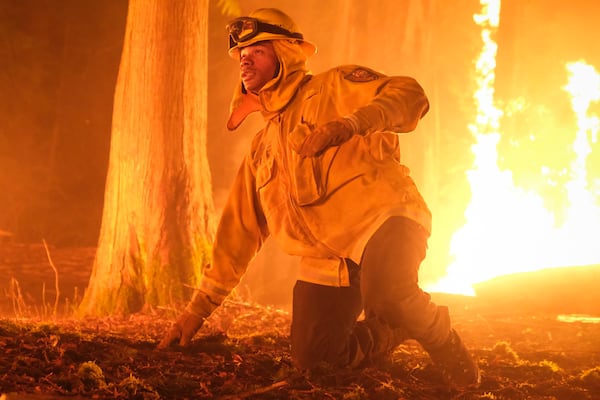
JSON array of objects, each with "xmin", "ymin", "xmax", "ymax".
[{"xmin": 427, "ymin": 1, "xmax": 600, "ymax": 295}]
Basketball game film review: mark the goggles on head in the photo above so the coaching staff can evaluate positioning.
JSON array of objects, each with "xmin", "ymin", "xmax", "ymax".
[{"xmin": 227, "ymin": 17, "xmax": 304, "ymax": 49}]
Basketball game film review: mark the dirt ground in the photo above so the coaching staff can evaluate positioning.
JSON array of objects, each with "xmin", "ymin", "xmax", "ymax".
[{"xmin": 1, "ymin": 244, "xmax": 600, "ymax": 399}]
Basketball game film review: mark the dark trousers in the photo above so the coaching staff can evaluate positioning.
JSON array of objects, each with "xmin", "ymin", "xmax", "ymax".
[{"xmin": 290, "ymin": 216, "xmax": 451, "ymax": 369}]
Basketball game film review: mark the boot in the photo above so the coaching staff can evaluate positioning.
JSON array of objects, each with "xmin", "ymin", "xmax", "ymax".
[
  {"xmin": 426, "ymin": 329, "xmax": 480, "ymax": 388},
  {"xmin": 350, "ymin": 317, "xmax": 408, "ymax": 367}
]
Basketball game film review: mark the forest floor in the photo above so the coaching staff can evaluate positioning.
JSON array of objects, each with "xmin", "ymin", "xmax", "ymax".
[{"xmin": 1, "ymin": 243, "xmax": 600, "ymax": 399}]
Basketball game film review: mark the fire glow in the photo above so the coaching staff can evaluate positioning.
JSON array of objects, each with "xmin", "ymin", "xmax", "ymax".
[{"xmin": 427, "ymin": 0, "xmax": 600, "ymax": 296}]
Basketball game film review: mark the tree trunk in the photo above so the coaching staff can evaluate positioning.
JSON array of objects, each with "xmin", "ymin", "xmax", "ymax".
[{"xmin": 80, "ymin": 0, "xmax": 215, "ymax": 316}]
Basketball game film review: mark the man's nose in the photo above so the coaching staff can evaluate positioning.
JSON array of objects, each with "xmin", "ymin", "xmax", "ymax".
[{"xmin": 240, "ymin": 56, "xmax": 252, "ymax": 67}]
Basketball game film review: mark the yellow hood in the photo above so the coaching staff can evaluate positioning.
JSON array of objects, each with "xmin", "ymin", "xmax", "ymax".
[{"xmin": 227, "ymin": 39, "xmax": 310, "ymax": 130}]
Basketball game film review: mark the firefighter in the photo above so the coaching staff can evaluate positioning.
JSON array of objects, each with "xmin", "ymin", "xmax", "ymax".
[{"xmin": 159, "ymin": 8, "xmax": 479, "ymax": 388}]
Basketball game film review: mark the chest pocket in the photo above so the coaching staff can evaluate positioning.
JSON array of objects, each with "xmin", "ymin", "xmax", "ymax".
[
  {"xmin": 291, "ymin": 155, "xmax": 328, "ymax": 206},
  {"xmin": 287, "ymin": 123, "xmax": 337, "ymax": 206},
  {"xmin": 254, "ymin": 146, "xmax": 275, "ymax": 190}
]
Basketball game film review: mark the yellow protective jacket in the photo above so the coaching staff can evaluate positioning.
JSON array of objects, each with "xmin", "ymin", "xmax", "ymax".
[{"xmin": 187, "ymin": 40, "xmax": 431, "ymax": 317}]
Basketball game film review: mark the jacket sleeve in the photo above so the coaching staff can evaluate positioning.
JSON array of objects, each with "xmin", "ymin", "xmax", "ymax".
[
  {"xmin": 186, "ymin": 155, "xmax": 269, "ymax": 317},
  {"xmin": 336, "ymin": 66, "xmax": 430, "ymax": 135}
]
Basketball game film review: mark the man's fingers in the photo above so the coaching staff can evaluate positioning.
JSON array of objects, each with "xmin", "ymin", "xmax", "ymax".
[
  {"xmin": 179, "ymin": 331, "xmax": 192, "ymax": 347},
  {"xmin": 297, "ymin": 119, "xmax": 355, "ymax": 157},
  {"xmin": 157, "ymin": 325, "xmax": 181, "ymax": 349},
  {"xmin": 178, "ymin": 324, "xmax": 194, "ymax": 346},
  {"xmin": 180, "ymin": 313, "xmax": 205, "ymax": 345},
  {"xmin": 158, "ymin": 311, "xmax": 205, "ymax": 350},
  {"xmin": 298, "ymin": 129, "xmax": 329, "ymax": 156},
  {"xmin": 157, "ymin": 336, "xmax": 172, "ymax": 349}
]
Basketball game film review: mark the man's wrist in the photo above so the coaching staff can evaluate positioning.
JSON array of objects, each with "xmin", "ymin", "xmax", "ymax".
[
  {"xmin": 350, "ymin": 104, "xmax": 387, "ymax": 134},
  {"xmin": 185, "ymin": 289, "xmax": 218, "ymax": 318},
  {"xmin": 342, "ymin": 115, "xmax": 361, "ymax": 135}
]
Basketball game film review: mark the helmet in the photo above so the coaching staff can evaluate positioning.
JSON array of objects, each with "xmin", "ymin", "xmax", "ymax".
[{"xmin": 226, "ymin": 8, "xmax": 316, "ymax": 59}]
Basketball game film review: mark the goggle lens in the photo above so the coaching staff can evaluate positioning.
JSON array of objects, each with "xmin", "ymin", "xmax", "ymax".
[
  {"xmin": 226, "ymin": 18, "xmax": 304, "ymax": 49},
  {"xmin": 228, "ymin": 19, "xmax": 259, "ymax": 43}
]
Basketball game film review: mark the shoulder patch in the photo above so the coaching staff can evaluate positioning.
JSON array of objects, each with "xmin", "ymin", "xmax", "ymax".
[{"xmin": 344, "ymin": 67, "xmax": 380, "ymax": 82}]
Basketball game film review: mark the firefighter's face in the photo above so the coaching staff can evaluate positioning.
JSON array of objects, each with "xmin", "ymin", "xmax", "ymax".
[{"xmin": 239, "ymin": 41, "xmax": 279, "ymax": 93}]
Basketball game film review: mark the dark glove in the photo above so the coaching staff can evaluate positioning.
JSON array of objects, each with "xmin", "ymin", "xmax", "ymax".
[
  {"xmin": 157, "ymin": 310, "xmax": 205, "ymax": 348},
  {"xmin": 297, "ymin": 118, "xmax": 357, "ymax": 157}
]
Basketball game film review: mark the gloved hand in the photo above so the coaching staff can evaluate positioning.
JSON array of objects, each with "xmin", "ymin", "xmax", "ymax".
[
  {"xmin": 157, "ymin": 310, "xmax": 205, "ymax": 348},
  {"xmin": 296, "ymin": 118, "xmax": 357, "ymax": 157}
]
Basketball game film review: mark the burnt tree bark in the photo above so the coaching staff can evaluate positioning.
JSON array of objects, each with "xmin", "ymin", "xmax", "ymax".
[{"xmin": 80, "ymin": 0, "xmax": 215, "ymax": 316}]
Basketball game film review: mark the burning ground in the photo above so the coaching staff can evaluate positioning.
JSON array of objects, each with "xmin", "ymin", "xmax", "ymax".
[
  {"xmin": 1, "ymin": 302, "xmax": 600, "ymax": 399},
  {"xmin": 2, "ymin": 244, "xmax": 600, "ymax": 399}
]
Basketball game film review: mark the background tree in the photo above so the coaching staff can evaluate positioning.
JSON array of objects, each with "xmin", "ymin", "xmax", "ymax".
[
  {"xmin": 79, "ymin": 0, "xmax": 216, "ymax": 316},
  {"xmin": 0, "ymin": 1, "xmax": 126, "ymax": 245}
]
